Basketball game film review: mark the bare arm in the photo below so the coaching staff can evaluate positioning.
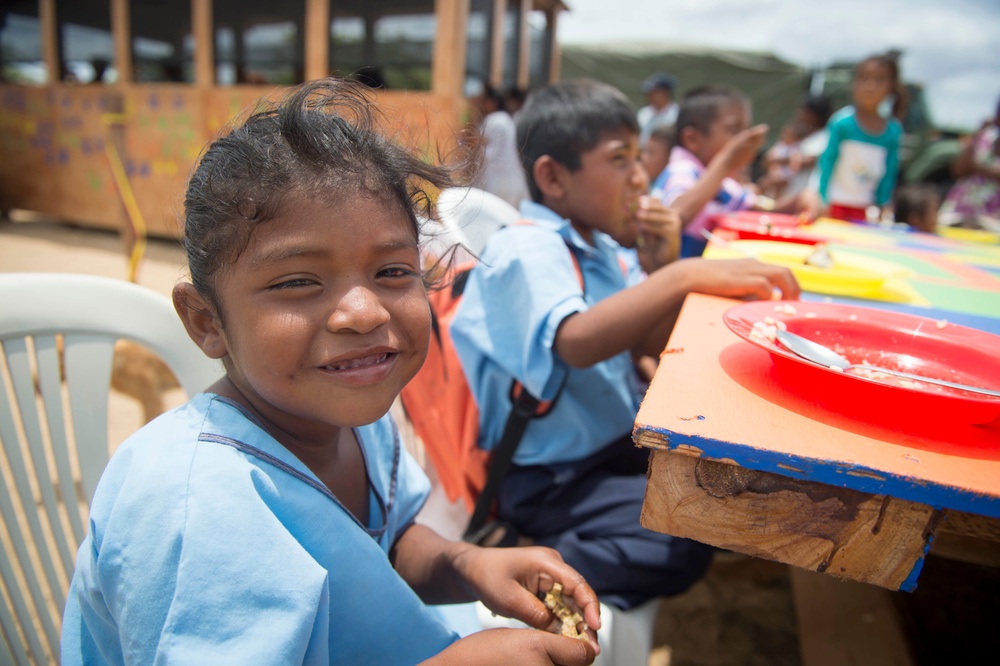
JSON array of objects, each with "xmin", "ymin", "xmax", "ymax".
[
  {"xmin": 670, "ymin": 124, "xmax": 769, "ymax": 227},
  {"xmin": 554, "ymin": 257, "xmax": 800, "ymax": 365},
  {"xmin": 391, "ymin": 524, "xmax": 601, "ymax": 629}
]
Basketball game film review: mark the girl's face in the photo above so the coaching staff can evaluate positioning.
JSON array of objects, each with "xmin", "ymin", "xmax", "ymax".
[
  {"xmin": 209, "ymin": 191, "xmax": 430, "ymax": 441},
  {"xmin": 853, "ymin": 61, "xmax": 895, "ymax": 114}
]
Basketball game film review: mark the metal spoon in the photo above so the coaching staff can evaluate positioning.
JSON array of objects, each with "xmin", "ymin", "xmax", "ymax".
[{"xmin": 773, "ymin": 329, "xmax": 1000, "ymax": 398}]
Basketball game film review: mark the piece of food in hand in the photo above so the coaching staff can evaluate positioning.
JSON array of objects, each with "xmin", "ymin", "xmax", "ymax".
[{"xmin": 542, "ymin": 582, "xmax": 588, "ymax": 639}]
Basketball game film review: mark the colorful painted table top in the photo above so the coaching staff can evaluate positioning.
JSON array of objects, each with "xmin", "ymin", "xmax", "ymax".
[
  {"xmin": 634, "ymin": 293, "xmax": 1000, "ymax": 520},
  {"xmin": 705, "ymin": 217, "xmax": 1000, "ymax": 332}
]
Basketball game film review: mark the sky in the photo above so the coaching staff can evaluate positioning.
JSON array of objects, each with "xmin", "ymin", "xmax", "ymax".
[{"xmin": 556, "ymin": 0, "xmax": 1000, "ymax": 131}]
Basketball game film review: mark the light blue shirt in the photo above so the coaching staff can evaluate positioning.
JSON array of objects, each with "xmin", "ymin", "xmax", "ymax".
[
  {"xmin": 450, "ymin": 201, "xmax": 645, "ymax": 467},
  {"xmin": 62, "ymin": 393, "xmax": 458, "ymax": 665}
]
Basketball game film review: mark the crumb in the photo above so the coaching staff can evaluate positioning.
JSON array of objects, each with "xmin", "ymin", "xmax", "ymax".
[
  {"xmin": 935, "ymin": 319, "xmax": 948, "ymax": 329},
  {"xmin": 848, "ymin": 314, "xmax": 857, "ymax": 321},
  {"xmin": 662, "ymin": 347, "xmax": 685, "ymax": 355},
  {"xmin": 543, "ymin": 583, "xmax": 588, "ymax": 640},
  {"xmin": 804, "ymin": 312, "xmax": 817, "ymax": 319},
  {"xmin": 774, "ymin": 304, "xmax": 797, "ymax": 315}
]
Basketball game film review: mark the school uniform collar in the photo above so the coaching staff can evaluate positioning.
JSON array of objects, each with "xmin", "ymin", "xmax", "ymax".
[{"xmin": 518, "ymin": 199, "xmax": 622, "ymax": 260}]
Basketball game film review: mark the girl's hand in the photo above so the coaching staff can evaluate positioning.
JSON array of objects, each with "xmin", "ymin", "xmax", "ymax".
[
  {"xmin": 421, "ymin": 628, "xmax": 597, "ymax": 665},
  {"xmin": 635, "ymin": 196, "xmax": 681, "ymax": 272},
  {"xmin": 453, "ymin": 546, "xmax": 601, "ymax": 652}
]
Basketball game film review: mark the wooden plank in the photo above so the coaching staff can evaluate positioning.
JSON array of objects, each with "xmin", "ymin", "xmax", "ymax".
[
  {"xmin": 39, "ymin": 0, "xmax": 59, "ymax": 84},
  {"xmin": 110, "ymin": 0, "xmax": 132, "ymax": 84},
  {"xmin": 192, "ymin": 0, "xmax": 214, "ymax": 87},
  {"xmin": 516, "ymin": 0, "xmax": 532, "ymax": 89},
  {"xmin": 790, "ymin": 568, "xmax": 915, "ymax": 666},
  {"xmin": 489, "ymin": 0, "xmax": 507, "ymax": 88},
  {"xmin": 431, "ymin": 0, "xmax": 469, "ymax": 97},
  {"xmin": 304, "ymin": 0, "xmax": 331, "ymax": 82},
  {"xmin": 640, "ymin": 449, "xmax": 937, "ymax": 589}
]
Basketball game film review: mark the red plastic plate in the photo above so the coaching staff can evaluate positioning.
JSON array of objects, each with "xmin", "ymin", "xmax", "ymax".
[{"xmin": 723, "ymin": 301, "xmax": 1000, "ymax": 426}]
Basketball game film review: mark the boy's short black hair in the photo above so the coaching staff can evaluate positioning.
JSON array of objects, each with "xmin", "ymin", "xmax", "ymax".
[
  {"xmin": 674, "ymin": 84, "xmax": 749, "ymax": 144},
  {"xmin": 515, "ymin": 79, "xmax": 639, "ymax": 202}
]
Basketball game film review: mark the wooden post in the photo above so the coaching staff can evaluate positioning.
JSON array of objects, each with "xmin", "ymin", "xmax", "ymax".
[
  {"xmin": 109, "ymin": 0, "xmax": 132, "ymax": 83},
  {"xmin": 431, "ymin": 0, "xmax": 470, "ymax": 97},
  {"xmin": 516, "ymin": 0, "xmax": 532, "ymax": 89},
  {"xmin": 304, "ymin": 0, "xmax": 330, "ymax": 82},
  {"xmin": 192, "ymin": 0, "xmax": 214, "ymax": 86},
  {"xmin": 39, "ymin": 0, "xmax": 60, "ymax": 84},
  {"xmin": 489, "ymin": 0, "xmax": 507, "ymax": 89},
  {"xmin": 544, "ymin": 4, "xmax": 560, "ymax": 83}
]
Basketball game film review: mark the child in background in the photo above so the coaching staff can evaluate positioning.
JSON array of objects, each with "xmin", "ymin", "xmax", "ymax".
[
  {"xmin": 783, "ymin": 93, "xmax": 834, "ymax": 199},
  {"xmin": 466, "ymin": 79, "xmax": 531, "ymax": 208},
  {"xmin": 655, "ymin": 85, "xmax": 817, "ymax": 257},
  {"xmin": 641, "ymin": 123, "xmax": 674, "ymax": 187},
  {"xmin": 894, "ymin": 183, "xmax": 940, "ymax": 233},
  {"xmin": 939, "ymin": 96, "xmax": 1000, "ymax": 232},
  {"xmin": 61, "ymin": 79, "xmax": 602, "ymax": 666},
  {"xmin": 450, "ymin": 79, "xmax": 800, "ymax": 613},
  {"xmin": 817, "ymin": 53, "xmax": 905, "ymax": 223},
  {"xmin": 758, "ymin": 121, "xmax": 809, "ymax": 199}
]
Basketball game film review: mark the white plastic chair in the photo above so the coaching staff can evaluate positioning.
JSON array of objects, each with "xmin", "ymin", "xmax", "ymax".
[
  {"xmin": 0, "ymin": 272, "xmax": 224, "ymax": 665},
  {"xmin": 422, "ymin": 186, "xmax": 522, "ymax": 262}
]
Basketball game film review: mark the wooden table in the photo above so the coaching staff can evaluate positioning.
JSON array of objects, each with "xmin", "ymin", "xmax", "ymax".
[
  {"xmin": 635, "ymin": 292, "xmax": 1000, "ymax": 591},
  {"xmin": 635, "ymin": 223, "xmax": 1000, "ymax": 663},
  {"xmin": 636, "ymin": 220, "xmax": 1000, "ymax": 589}
]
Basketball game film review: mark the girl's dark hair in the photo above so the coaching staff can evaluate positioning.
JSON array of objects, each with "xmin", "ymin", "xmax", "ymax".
[
  {"xmin": 182, "ymin": 78, "xmax": 454, "ymax": 305},
  {"xmin": 857, "ymin": 52, "xmax": 909, "ymax": 121},
  {"xmin": 674, "ymin": 84, "xmax": 749, "ymax": 146},
  {"xmin": 515, "ymin": 79, "xmax": 639, "ymax": 202}
]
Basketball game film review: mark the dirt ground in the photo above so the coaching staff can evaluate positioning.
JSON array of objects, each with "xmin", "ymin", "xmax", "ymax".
[{"xmin": 3, "ymin": 213, "xmax": 998, "ymax": 666}]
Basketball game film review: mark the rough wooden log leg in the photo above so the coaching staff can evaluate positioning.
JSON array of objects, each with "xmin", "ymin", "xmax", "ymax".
[{"xmin": 640, "ymin": 449, "xmax": 938, "ymax": 589}]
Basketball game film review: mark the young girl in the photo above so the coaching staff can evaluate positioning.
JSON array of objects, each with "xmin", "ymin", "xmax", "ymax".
[
  {"xmin": 817, "ymin": 54, "xmax": 906, "ymax": 223},
  {"xmin": 61, "ymin": 79, "xmax": 600, "ymax": 665}
]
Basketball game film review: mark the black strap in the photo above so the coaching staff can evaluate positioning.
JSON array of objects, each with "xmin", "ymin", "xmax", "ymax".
[
  {"xmin": 461, "ymin": 240, "xmax": 580, "ymax": 543},
  {"xmin": 463, "ymin": 387, "xmax": 541, "ymax": 541}
]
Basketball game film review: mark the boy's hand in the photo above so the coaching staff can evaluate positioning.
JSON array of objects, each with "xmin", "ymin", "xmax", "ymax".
[
  {"xmin": 635, "ymin": 195, "xmax": 681, "ymax": 271},
  {"xmin": 718, "ymin": 124, "xmax": 769, "ymax": 174},
  {"xmin": 682, "ymin": 257, "xmax": 801, "ymax": 301},
  {"xmin": 422, "ymin": 628, "xmax": 597, "ymax": 665},
  {"xmin": 453, "ymin": 545, "xmax": 601, "ymax": 651}
]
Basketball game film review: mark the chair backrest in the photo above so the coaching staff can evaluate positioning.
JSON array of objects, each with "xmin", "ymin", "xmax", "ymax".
[
  {"xmin": 435, "ymin": 186, "xmax": 521, "ymax": 255},
  {"xmin": 0, "ymin": 272, "xmax": 224, "ymax": 665}
]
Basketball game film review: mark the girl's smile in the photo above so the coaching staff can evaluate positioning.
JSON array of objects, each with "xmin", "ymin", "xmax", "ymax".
[{"xmin": 194, "ymin": 189, "xmax": 431, "ymax": 445}]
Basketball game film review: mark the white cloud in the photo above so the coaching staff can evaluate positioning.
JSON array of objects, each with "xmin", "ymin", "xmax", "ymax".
[{"xmin": 558, "ymin": 0, "xmax": 1000, "ymax": 130}]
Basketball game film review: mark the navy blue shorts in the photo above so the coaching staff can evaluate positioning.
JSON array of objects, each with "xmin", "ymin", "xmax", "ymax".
[{"xmin": 498, "ymin": 436, "xmax": 714, "ymax": 610}]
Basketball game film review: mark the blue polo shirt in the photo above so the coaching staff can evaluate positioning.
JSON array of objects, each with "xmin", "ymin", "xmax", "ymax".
[
  {"xmin": 450, "ymin": 201, "xmax": 645, "ymax": 467},
  {"xmin": 62, "ymin": 393, "xmax": 457, "ymax": 665}
]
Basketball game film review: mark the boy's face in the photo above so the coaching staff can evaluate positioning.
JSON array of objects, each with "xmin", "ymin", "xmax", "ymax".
[
  {"xmin": 208, "ymin": 192, "xmax": 431, "ymax": 440},
  {"xmin": 692, "ymin": 101, "xmax": 750, "ymax": 167},
  {"xmin": 561, "ymin": 126, "xmax": 648, "ymax": 248}
]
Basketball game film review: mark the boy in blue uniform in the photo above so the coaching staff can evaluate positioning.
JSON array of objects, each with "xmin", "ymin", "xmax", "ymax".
[{"xmin": 450, "ymin": 79, "xmax": 800, "ymax": 610}]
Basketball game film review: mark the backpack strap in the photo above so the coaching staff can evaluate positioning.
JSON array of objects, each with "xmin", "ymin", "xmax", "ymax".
[{"xmin": 462, "ymin": 228, "xmax": 581, "ymax": 542}]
